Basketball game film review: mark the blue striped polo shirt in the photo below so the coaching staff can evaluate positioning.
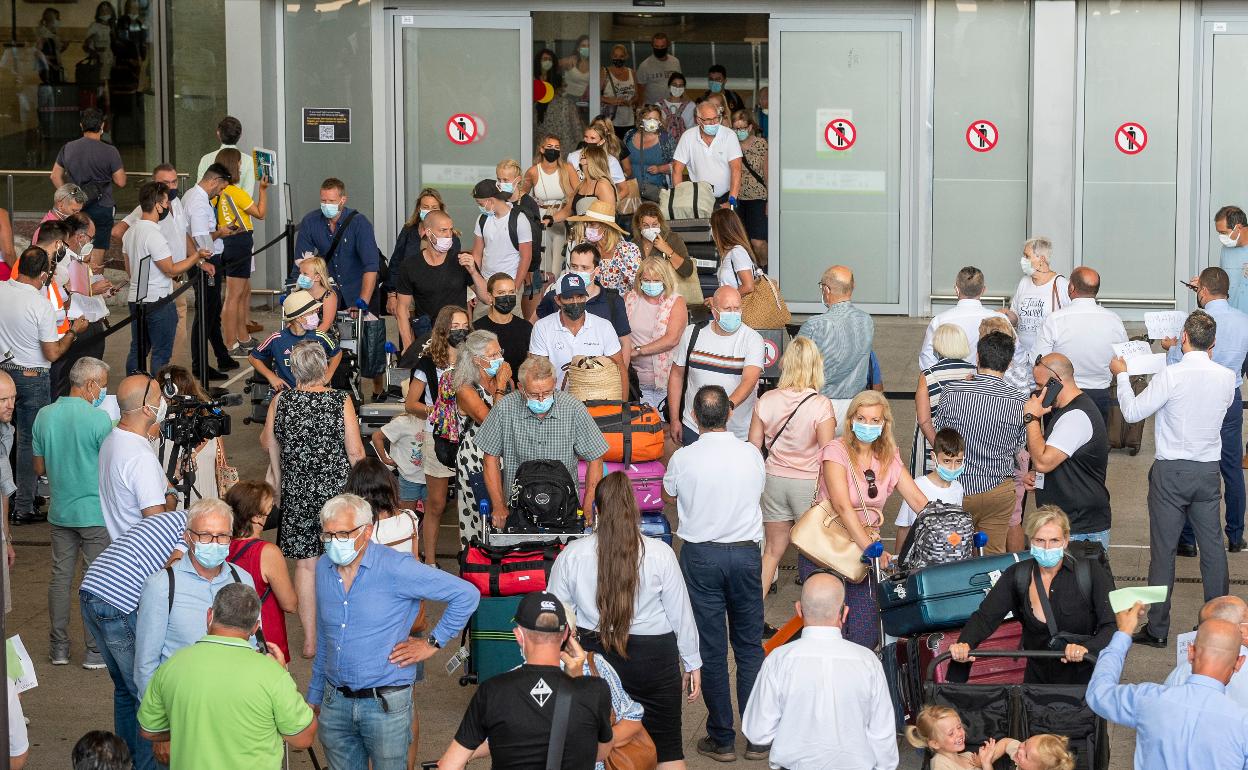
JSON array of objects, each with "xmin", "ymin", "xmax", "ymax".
[{"xmin": 80, "ymin": 510, "xmax": 188, "ymax": 614}]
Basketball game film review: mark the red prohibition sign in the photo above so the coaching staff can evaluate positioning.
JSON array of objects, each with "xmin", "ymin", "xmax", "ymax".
[
  {"xmin": 1114, "ymin": 122, "xmax": 1147, "ymax": 155},
  {"xmin": 446, "ymin": 113, "xmax": 477, "ymax": 145},
  {"xmin": 966, "ymin": 120, "xmax": 998, "ymax": 152},
  {"xmin": 824, "ymin": 119, "xmax": 856, "ymax": 151}
]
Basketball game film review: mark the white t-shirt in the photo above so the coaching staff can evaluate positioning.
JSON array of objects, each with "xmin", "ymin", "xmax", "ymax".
[
  {"xmin": 125, "ymin": 198, "xmax": 190, "ymax": 263},
  {"xmin": 635, "ymin": 54, "xmax": 683, "ymax": 103},
  {"xmin": 123, "ymin": 219, "xmax": 174, "ymax": 303},
  {"xmin": 895, "ymin": 474, "xmax": 965, "ymax": 528},
  {"xmin": 717, "ymin": 244, "xmax": 755, "ymax": 288},
  {"xmin": 566, "ymin": 149, "xmax": 626, "ymax": 184},
  {"xmin": 1045, "ymin": 408, "xmax": 1094, "ymax": 459},
  {"xmin": 0, "ymin": 279, "xmax": 58, "ymax": 368},
  {"xmin": 381, "ymin": 414, "xmax": 427, "ymax": 484},
  {"xmin": 7, "ymin": 679, "xmax": 26, "ymax": 760},
  {"xmin": 1010, "ymin": 274, "xmax": 1069, "ymax": 354},
  {"xmin": 474, "ymin": 205, "xmax": 533, "ymax": 280},
  {"xmin": 673, "ymin": 125, "xmax": 743, "ymax": 197},
  {"xmin": 182, "ymin": 185, "xmax": 223, "ymax": 255},
  {"xmin": 529, "ymin": 312, "xmax": 622, "ymax": 388},
  {"xmin": 98, "ymin": 428, "xmax": 169, "ymax": 539},
  {"xmin": 673, "ymin": 322, "xmax": 765, "ymax": 440}
]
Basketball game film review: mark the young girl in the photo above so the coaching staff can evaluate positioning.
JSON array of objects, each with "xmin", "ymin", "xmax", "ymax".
[
  {"xmin": 905, "ymin": 706, "xmax": 1074, "ymax": 770},
  {"xmin": 296, "ymin": 256, "xmax": 337, "ymax": 334}
]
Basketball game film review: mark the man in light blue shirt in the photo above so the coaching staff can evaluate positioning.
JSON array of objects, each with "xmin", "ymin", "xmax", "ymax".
[
  {"xmin": 797, "ymin": 265, "xmax": 873, "ymax": 424},
  {"xmin": 1166, "ymin": 266, "xmax": 1248, "ymax": 553},
  {"xmin": 1088, "ymin": 601, "xmax": 1248, "ymax": 770},
  {"xmin": 1164, "ymin": 596, "xmax": 1248, "ymax": 709},
  {"xmin": 1215, "ymin": 205, "xmax": 1248, "ymax": 314},
  {"xmin": 133, "ymin": 499, "xmax": 253, "ymax": 698}
]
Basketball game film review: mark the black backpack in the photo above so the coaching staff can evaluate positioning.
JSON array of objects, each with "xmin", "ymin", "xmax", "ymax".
[
  {"xmin": 478, "ymin": 194, "xmax": 544, "ymax": 255},
  {"xmin": 505, "ymin": 459, "xmax": 581, "ymax": 533},
  {"xmin": 895, "ymin": 501, "xmax": 976, "ymax": 571}
]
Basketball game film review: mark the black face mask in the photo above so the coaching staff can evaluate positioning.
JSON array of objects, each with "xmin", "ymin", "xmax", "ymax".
[
  {"xmin": 653, "ymin": 47, "xmax": 668, "ymax": 59},
  {"xmin": 164, "ymin": 186, "xmax": 179, "ymax": 202},
  {"xmin": 611, "ymin": 58, "xmax": 625, "ymax": 67},
  {"xmin": 158, "ymin": 204, "xmax": 170, "ymax": 222},
  {"xmin": 562, "ymin": 302, "xmax": 587, "ymax": 321},
  {"xmin": 492, "ymin": 295, "xmax": 517, "ymax": 314},
  {"xmin": 542, "ymin": 148, "xmax": 561, "ymax": 163},
  {"xmin": 447, "ymin": 329, "xmax": 470, "ymax": 347}
]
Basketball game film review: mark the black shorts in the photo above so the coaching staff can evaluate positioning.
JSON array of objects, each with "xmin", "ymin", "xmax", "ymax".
[
  {"xmin": 221, "ymin": 230, "xmax": 254, "ymax": 278},
  {"xmin": 738, "ymin": 198, "xmax": 768, "ymax": 241},
  {"xmin": 579, "ymin": 630, "xmax": 684, "ymax": 762},
  {"xmin": 84, "ymin": 202, "xmax": 114, "ymax": 251}
]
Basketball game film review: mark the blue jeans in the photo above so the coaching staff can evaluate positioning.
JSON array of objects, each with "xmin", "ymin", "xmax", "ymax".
[
  {"xmin": 1070, "ymin": 530, "xmax": 1111, "ymax": 551},
  {"xmin": 5, "ymin": 366, "xmax": 50, "ymax": 515},
  {"xmin": 679, "ymin": 541, "xmax": 764, "ymax": 747},
  {"xmin": 1182, "ymin": 390, "xmax": 1243, "ymax": 547},
  {"xmin": 319, "ymin": 684, "xmax": 413, "ymax": 770},
  {"xmin": 80, "ymin": 590, "xmax": 157, "ymax": 770},
  {"xmin": 126, "ymin": 300, "xmax": 178, "ymax": 376}
]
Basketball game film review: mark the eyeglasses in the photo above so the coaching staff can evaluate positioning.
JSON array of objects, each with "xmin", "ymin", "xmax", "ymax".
[
  {"xmin": 864, "ymin": 470, "xmax": 878, "ymax": 499},
  {"xmin": 1033, "ymin": 355, "xmax": 1062, "ymax": 381},
  {"xmin": 187, "ymin": 529, "xmax": 231, "ymax": 545},
  {"xmin": 320, "ymin": 523, "xmax": 366, "ymax": 544}
]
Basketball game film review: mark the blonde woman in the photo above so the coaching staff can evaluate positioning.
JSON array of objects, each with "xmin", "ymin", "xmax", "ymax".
[
  {"xmin": 572, "ymin": 145, "xmax": 617, "ymax": 215},
  {"xmin": 912, "ymin": 323, "xmax": 975, "ymax": 477},
  {"xmin": 567, "ymin": 200, "xmax": 641, "ymax": 293},
  {"xmin": 215, "ymin": 147, "xmax": 269, "ymax": 353},
  {"xmin": 803, "ymin": 390, "xmax": 930, "ymax": 649},
  {"xmin": 710, "ymin": 208, "xmax": 755, "ymax": 298},
  {"xmin": 749, "ymin": 337, "xmax": 836, "ymax": 604},
  {"xmin": 623, "ymin": 257, "xmax": 687, "ymax": 409}
]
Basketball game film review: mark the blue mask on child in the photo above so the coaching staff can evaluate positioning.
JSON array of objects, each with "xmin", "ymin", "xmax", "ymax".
[
  {"xmin": 1030, "ymin": 545, "xmax": 1064, "ymax": 568},
  {"xmin": 851, "ymin": 422, "xmax": 883, "ymax": 443},
  {"xmin": 936, "ymin": 464, "xmax": 965, "ymax": 482}
]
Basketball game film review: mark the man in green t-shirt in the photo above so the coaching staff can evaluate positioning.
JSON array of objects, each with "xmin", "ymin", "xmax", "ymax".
[
  {"xmin": 138, "ymin": 584, "xmax": 317, "ymax": 770},
  {"xmin": 31, "ymin": 356, "xmax": 113, "ymax": 669}
]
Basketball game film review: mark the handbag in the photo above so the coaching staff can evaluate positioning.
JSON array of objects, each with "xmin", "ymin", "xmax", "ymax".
[
  {"xmin": 214, "ymin": 440, "xmax": 239, "ymax": 494},
  {"xmin": 789, "ymin": 456, "xmax": 880, "ymax": 583},
  {"xmin": 660, "ymin": 181, "xmax": 715, "ymax": 220},
  {"xmin": 617, "ymin": 178, "xmax": 643, "ymax": 216},
  {"xmin": 565, "ymin": 355, "xmax": 622, "ymax": 402},
  {"xmin": 458, "ymin": 538, "xmax": 563, "ymax": 596},
  {"xmin": 739, "ymin": 270, "xmax": 791, "ymax": 330},
  {"xmin": 587, "ymin": 653, "xmax": 659, "ymax": 770}
]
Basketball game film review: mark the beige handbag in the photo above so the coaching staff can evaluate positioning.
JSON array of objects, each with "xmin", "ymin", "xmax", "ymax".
[
  {"xmin": 564, "ymin": 355, "xmax": 623, "ymax": 402},
  {"xmin": 215, "ymin": 440, "xmax": 239, "ymax": 494},
  {"xmin": 741, "ymin": 271, "xmax": 791, "ymax": 330},
  {"xmin": 616, "ymin": 178, "xmax": 643, "ymax": 216},
  {"xmin": 789, "ymin": 456, "xmax": 879, "ymax": 583}
]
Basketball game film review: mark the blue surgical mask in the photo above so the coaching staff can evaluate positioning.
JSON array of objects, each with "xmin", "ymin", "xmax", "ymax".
[
  {"xmin": 478, "ymin": 205, "xmax": 490, "ymax": 216},
  {"xmin": 326, "ymin": 537, "xmax": 360, "ymax": 566},
  {"xmin": 193, "ymin": 541, "xmax": 229, "ymax": 569},
  {"xmin": 851, "ymin": 421, "xmax": 883, "ymax": 443},
  {"xmin": 320, "ymin": 202, "xmax": 340, "ymax": 219},
  {"xmin": 484, "ymin": 357, "xmax": 503, "ymax": 376},
  {"xmin": 574, "ymin": 270, "xmax": 594, "ymax": 287},
  {"xmin": 708, "ymin": 81, "xmax": 724, "ymax": 94},
  {"xmin": 701, "ymin": 123, "xmax": 719, "ymax": 137},
  {"xmin": 526, "ymin": 396, "xmax": 554, "ymax": 415},
  {"xmin": 716, "ymin": 310, "xmax": 742, "ymax": 333},
  {"xmin": 936, "ymin": 464, "xmax": 965, "ymax": 482},
  {"xmin": 641, "ymin": 281, "xmax": 664, "ymax": 297},
  {"xmin": 296, "ymin": 274, "xmax": 314, "ymax": 290},
  {"xmin": 418, "ymin": 208, "xmax": 432, "ymax": 221},
  {"xmin": 91, "ymin": 385, "xmax": 108, "ymax": 408},
  {"xmin": 1030, "ymin": 544, "xmax": 1064, "ymax": 569},
  {"xmin": 498, "ymin": 181, "xmax": 515, "ymax": 194},
  {"xmin": 735, "ymin": 129, "xmax": 749, "ymax": 142}
]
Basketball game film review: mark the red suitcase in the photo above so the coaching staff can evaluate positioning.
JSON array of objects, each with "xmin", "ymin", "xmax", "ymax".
[
  {"xmin": 577, "ymin": 460, "xmax": 665, "ymax": 512},
  {"xmin": 899, "ymin": 621, "xmax": 1026, "ymax": 724}
]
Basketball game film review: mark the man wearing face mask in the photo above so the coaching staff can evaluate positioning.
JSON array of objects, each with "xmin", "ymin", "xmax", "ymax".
[
  {"xmin": 797, "ymin": 265, "xmax": 873, "ymax": 431},
  {"xmin": 667, "ymin": 286, "xmax": 764, "ymax": 445},
  {"xmin": 636, "ymin": 32, "xmax": 682, "ymax": 104},
  {"xmin": 1215, "ymin": 205, "xmax": 1248, "ymax": 314},
  {"xmin": 755, "ymin": 86, "xmax": 769, "ymax": 139},
  {"xmin": 249, "ymin": 290, "xmax": 341, "ymax": 392},
  {"xmin": 470, "ymin": 178, "xmax": 533, "ymax": 320},
  {"xmin": 530, "ymin": 273, "xmax": 627, "ymax": 397},
  {"xmin": 97, "ymin": 374, "xmax": 179, "ymax": 539},
  {"xmin": 535, "ymin": 243, "xmax": 631, "ymax": 341},
  {"xmin": 29, "ymin": 219, "xmax": 74, "ymax": 368},
  {"xmin": 32, "ymin": 357, "xmax": 114, "ymax": 668},
  {"xmin": 394, "ymin": 210, "xmax": 487, "ymax": 353},
  {"xmin": 672, "ymin": 99, "xmax": 743, "ymax": 209},
  {"xmin": 133, "ymin": 499, "xmax": 255, "ymax": 700},
  {"xmin": 0, "ymin": 245, "xmax": 88, "ymax": 526},
  {"xmin": 706, "ymin": 65, "xmax": 745, "ymax": 114}
]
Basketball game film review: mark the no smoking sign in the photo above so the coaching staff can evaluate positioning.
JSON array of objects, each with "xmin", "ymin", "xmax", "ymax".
[{"xmin": 966, "ymin": 120, "xmax": 998, "ymax": 152}]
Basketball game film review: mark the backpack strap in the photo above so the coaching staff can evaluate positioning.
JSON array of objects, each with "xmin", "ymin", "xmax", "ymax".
[
  {"xmin": 1074, "ymin": 554, "xmax": 1092, "ymax": 606},
  {"xmin": 677, "ymin": 321, "xmax": 708, "ymax": 430},
  {"xmin": 167, "ymin": 566, "xmax": 175, "ymax": 613},
  {"xmin": 508, "ymin": 206, "xmax": 521, "ymax": 251}
]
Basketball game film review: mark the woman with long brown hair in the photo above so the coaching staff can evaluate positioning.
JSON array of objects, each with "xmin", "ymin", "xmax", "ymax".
[
  {"xmin": 710, "ymin": 208, "xmax": 755, "ymax": 298},
  {"xmin": 548, "ymin": 471, "xmax": 702, "ymax": 769},
  {"xmin": 224, "ymin": 480, "xmax": 296, "ymax": 663},
  {"xmin": 213, "ymin": 147, "xmax": 269, "ymax": 353}
]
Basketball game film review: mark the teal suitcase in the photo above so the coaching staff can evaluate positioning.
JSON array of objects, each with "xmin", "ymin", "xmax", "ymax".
[{"xmin": 461, "ymin": 596, "xmax": 523, "ymax": 685}]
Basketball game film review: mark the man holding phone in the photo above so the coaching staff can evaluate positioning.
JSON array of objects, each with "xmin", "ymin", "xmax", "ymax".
[{"xmin": 1023, "ymin": 353, "xmax": 1112, "ymax": 549}]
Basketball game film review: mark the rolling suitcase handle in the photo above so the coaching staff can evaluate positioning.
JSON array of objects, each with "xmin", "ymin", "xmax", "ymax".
[{"xmin": 925, "ymin": 649, "xmax": 1099, "ymax": 684}]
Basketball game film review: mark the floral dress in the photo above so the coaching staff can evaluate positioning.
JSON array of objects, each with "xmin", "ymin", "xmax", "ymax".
[
  {"xmin": 274, "ymin": 389, "xmax": 351, "ymax": 560},
  {"xmin": 598, "ymin": 240, "xmax": 642, "ymax": 292},
  {"xmin": 456, "ymin": 384, "xmax": 494, "ymax": 550}
]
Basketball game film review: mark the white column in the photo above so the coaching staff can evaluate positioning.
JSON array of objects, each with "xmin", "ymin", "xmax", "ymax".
[{"xmin": 1028, "ymin": 1, "xmax": 1078, "ymax": 272}]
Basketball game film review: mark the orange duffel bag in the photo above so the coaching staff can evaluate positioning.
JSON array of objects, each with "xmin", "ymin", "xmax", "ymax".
[{"xmin": 584, "ymin": 400, "xmax": 664, "ymax": 464}]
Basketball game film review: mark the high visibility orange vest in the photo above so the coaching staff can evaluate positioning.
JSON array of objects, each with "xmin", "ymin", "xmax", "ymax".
[{"xmin": 46, "ymin": 280, "xmax": 70, "ymax": 335}]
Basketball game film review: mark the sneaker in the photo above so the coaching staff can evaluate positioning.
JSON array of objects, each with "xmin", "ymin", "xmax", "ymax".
[
  {"xmin": 744, "ymin": 742, "xmax": 770, "ymax": 761},
  {"xmin": 696, "ymin": 737, "xmax": 736, "ymax": 763},
  {"xmin": 49, "ymin": 644, "xmax": 69, "ymax": 666},
  {"xmin": 82, "ymin": 651, "xmax": 107, "ymax": 670}
]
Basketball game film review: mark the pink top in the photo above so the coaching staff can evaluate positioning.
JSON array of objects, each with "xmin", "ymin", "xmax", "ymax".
[
  {"xmin": 753, "ymin": 388, "xmax": 836, "ymax": 479},
  {"xmin": 815, "ymin": 439, "xmax": 905, "ymax": 527},
  {"xmin": 624, "ymin": 289, "xmax": 679, "ymax": 388}
]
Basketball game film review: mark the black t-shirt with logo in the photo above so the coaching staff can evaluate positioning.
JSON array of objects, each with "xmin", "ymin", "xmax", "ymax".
[
  {"xmin": 474, "ymin": 314, "xmax": 534, "ymax": 378},
  {"xmin": 454, "ymin": 664, "xmax": 612, "ymax": 770}
]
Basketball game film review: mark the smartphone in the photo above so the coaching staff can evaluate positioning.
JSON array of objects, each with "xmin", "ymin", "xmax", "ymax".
[
  {"xmin": 1040, "ymin": 377, "xmax": 1062, "ymax": 409},
  {"xmin": 687, "ymin": 675, "xmax": 696, "ymax": 697}
]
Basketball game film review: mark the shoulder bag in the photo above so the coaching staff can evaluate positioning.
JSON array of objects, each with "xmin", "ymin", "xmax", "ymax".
[
  {"xmin": 789, "ymin": 453, "xmax": 879, "ymax": 583},
  {"xmin": 546, "ymin": 678, "xmax": 573, "ymax": 770},
  {"xmin": 215, "ymin": 439, "xmax": 239, "ymax": 494},
  {"xmin": 735, "ymin": 263, "xmax": 791, "ymax": 330},
  {"xmin": 587, "ymin": 653, "xmax": 659, "ymax": 770}
]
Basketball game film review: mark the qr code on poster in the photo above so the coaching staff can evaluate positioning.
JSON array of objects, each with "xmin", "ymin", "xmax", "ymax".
[{"xmin": 318, "ymin": 124, "xmax": 335, "ymax": 141}]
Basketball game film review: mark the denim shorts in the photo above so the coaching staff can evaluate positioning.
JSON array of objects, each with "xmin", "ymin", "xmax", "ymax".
[{"xmin": 397, "ymin": 477, "xmax": 427, "ymax": 502}]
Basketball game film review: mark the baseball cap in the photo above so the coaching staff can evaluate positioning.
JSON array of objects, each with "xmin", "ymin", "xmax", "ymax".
[
  {"xmin": 556, "ymin": 273, "xmax": 589, "ymax": 300},
  {"xmin": 282, "ymin": 289, "xmax": 323, "ymax": 321},
  {"xmin": 472, "ymin": 178, "xmax": 510, "ymax": 202},
  {"xmin": 514, "ymin": 592, "xmax": 569, "ymax": 632}
]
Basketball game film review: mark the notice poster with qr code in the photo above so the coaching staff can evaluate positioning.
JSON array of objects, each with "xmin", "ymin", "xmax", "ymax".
[{"xmin": 302, "ymin": 107, "xmax": 351, "ymax": 144}]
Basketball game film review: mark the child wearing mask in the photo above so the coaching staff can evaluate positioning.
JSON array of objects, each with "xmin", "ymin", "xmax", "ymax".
[
  {"xmin": 894, "ymin": 427, "xmax": 966, "ymax": 548},
  {"xmin": 294, "ymin": 256, "xmax": 337, "ymax": 335}
]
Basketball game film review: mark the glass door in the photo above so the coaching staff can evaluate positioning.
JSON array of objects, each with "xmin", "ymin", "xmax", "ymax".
[
  {"xmin": 389, "ymin": 13, "xmax": 532, "ymax": 241},
  {"xmin": 1199, "ymin": 20, "xmax": 1248, "ymax": 289},
  {"xmin": 769, "ymin": 16, "xmax": 913, "ymax": 314}
]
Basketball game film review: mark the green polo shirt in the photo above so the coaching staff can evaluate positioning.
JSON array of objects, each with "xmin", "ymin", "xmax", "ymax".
[
  {"xmin": 31, "ymin": 396, "xmax": 113, "ymax": 527},
  {"xmin": 137, "ymin": 635, "xmax": 313, "ymax": 770}
]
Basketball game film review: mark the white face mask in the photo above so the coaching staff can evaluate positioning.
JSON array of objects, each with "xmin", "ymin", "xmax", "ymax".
[
  {"xmin": 1220, "ymin": 230, "xmax": 1239, "ymax": 248},
  {"xmin": 640, "ymin": 226, "xmax": 661, "ymax": 242},
  {"xmin": 1020, "ymin": 256, "xmax": 1036, "ymax": 277},
  {"xmin": 670, "ymin": 85, "xmax": 685, "ymax": 98},
  {"xmin": 642, "ymin": 118, "xmax": 661, "ymax": 133}
]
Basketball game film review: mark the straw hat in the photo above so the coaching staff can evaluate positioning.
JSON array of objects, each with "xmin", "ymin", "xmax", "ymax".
[
  {"xmin": 567, "ymin": 199, "xmax": 626, "ymax": 234},
  {"xmin": 282, "ymin": 289, "xmax": 323, "ymax": 322}
]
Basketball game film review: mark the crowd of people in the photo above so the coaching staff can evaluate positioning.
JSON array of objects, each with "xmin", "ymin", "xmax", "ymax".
[{"xmin": 0, "ymin": 83, "xmax": 1247, "ymax": 770}]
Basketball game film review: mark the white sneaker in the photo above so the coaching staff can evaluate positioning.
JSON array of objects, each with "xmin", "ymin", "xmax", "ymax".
[{"xmin": 49, "ymin": 644, "xmax": 69, "ymax": 666}]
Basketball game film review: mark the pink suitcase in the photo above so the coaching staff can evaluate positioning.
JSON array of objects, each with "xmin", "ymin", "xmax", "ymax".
[{"xmin": 577, "ymin": 460, "xmax": 666, "ymax": 512}]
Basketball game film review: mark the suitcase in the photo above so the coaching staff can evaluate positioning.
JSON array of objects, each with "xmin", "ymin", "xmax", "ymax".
[
  {"xmin": 584, "ymin": 400, "xmax": 664, "ymax": 464},
  {"xmin": 899, "ymin": 621, "xmax": 1027, "ymax": 727},
  {"xmin": 577, "ymin": 460, "xmax": 665, "ymax": 512},
  {"xmin": 462, "ymin": 596, "xmax": 524, "ymax": 685},
  {"xmin": 640, "ymin": 511, "xmax": 673, "ymax": 545},
  {"xmin": 1106, "ymin": 371, "xmax": 1147, "ymax": 455},
  {"xmin": 877, "ymin": 552, "xmax": 1032, "ymax": 638}
]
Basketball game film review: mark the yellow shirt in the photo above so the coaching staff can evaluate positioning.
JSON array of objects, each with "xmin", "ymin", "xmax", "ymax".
[{"xmin": 213, "ymin": 185, "xmax": 254, "ymax": 232}]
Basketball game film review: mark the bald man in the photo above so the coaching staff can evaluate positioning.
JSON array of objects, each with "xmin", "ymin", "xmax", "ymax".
[
  {"xmin": 392, "ymin": 209, "xmax": 487, "ymax": 352},
  {"xmin": 1022, "ymin": 353, "xmax": 1111, "ymax": 546},
  {"xmin": 1165, "ymin": 596, "xmax": 1248, "ymax": 706},
  {"xmin": 742, "ymin": 574, "xmax": 897, "ymax": 770},
  {"xmin": 797, "ymin": 265, "xmax": 873, "ymax": 432},
  {"xmin": 667, "ymin": 285, "xmax": 764, "ymax": 445},
  {"xmin": 97, "ymin": 374, "xmax": 176, "ymax": 538},
  {"xmin": 1089, "ymin": 603, "xmax": 1248, "ymax": 769}
]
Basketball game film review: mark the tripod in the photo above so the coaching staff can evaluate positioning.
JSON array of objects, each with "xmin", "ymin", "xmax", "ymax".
[{"xmin": 164, "ymin": 438, "xmax": 202, "ymax": 509}]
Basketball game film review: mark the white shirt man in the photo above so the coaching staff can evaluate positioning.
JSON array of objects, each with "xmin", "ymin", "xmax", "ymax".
[
  {"xmin": 663, "ymin": 420, "xmax": 764, "ymax": 545},
  {"xmin": 1033, "ymin": 270, "xmax": 1127, "ymax": 392},
  {"xmin": 98, "ymin": 426, "xmax": 170, "ymax": 539},
  {"xmin": 529, "ymin": 274, "xmax": 622, "ymax": 390},
  {"xmin": 0, "ymin": 274, "xmax": 60, "ymax": 370},
  {"xmin": 634, "ymin": 35, "xmax": 681, "ymax": 104},
  {"xmin": 123, "ymin": 192, "xmax": 190, "ymax": 266},
  {"xmin": 919, "ymin": 298, "xmax": 999, "ymax": 369},
  {"xmin": 123, "ymin": 219, "xmax": 175, "ymax": 304},
  {"xmin": 1163, "ymin": 597, "xmax": 1248, "ymax": 709},
  {"xmin": 672, "ymin": 111, "xmax": 743, "ymax": 199},
  {"xmin": 182, "ymin": 178, "xmax": 225, "ymax": 257}
]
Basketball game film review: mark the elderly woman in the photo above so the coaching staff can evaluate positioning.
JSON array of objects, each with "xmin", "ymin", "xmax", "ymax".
[
  {"xmin": 951, "ymin": 506, "xmax": 1114, "ymax": 685},
  {"xmin": 263, "ymin": 338, "xmax": 363, "ymax": 658},
  {"xmin": 33, "ymin": 183, "xmax": 87, "ymax": 243},
  {"xmin": 912, "ymin": 324, "xmax": 975, "ymax": 478},
  {"xmin": 623, "ymin": 257, "xmax": 687, "ymax": 410},
  {"xmin": 453, "ymin": 330, "xmax": 509, "ymax": 549}
]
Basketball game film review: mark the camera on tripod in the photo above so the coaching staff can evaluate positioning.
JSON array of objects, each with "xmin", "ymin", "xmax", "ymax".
[{"xmin": 160, "ymin": 394, "xmax": 234, "ymax": 446}]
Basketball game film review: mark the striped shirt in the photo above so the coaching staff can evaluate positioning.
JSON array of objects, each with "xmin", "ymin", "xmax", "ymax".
[
  {"xmin": 80, "ymin": 510, "xmax": 188, "ymax": 614},
  {"xmin": 933, "ymin": 374, "xmax": 1026, "ymax": 494},
  {"xmin": 911, "ymin": 357, "xmax": 977, "ymax": 476},
  {"xmin": 672, "ymin": 321, "xmax": 765, "ymax": 439},
  {"xmin": 797, "ymin": 301, "xmax": 874, "ymax": 399}
]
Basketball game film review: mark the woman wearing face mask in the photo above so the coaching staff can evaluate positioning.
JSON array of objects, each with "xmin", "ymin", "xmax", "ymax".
[
  {"xmin": 474, "ymin": 274, "xmax": 532, "ymax": 378},
  {"xmin": 224, "ymin": 480, "xmax": 295, "ymax": 664},
  {"xmin": 560, "ymin": 36, "xmax": 593, "ymax": 122},
  {"xmin": 731, "ymin": 109, "xmax": 769, "ymax": 269},
  {"xmin": 263, "ymin": 339, "xmax": 364, "ymax": 658},
  {"xmin": 623, "ymin": 257, "xmax": 687, "ymax": 410},
  {"xmin": 572, "ymin": 145, "xmax": 617, "ymax": 216},
  {"xmin": 84, "ymin": 2, "xmax": 116, "ymax": 102},
  {"xmin": 526, "ymin": 135, "xmax": 578, "ymax": 283},
  {"xmin": 602, "ymin": 46, "xmax": 641, "ymax": 141},
  {"xmin": 623, "ymin": 105, "xmax": 676, "ymax": 202},
  {"xmin": 534, "ymin": 48, "xmax": 562, "ymax": 124},
  {"xmin": 950, "ymin": 506, "xmax": 1114, "ymax": 686},
  {"xmin": 630, "ymin": 203, "xmax": 700, "ymax": 307},
  {"xmin": 452, "ymin": 330, "xmax": 509, "ymax": 548},
  {"xmin": 802, "ymin": 390, "xmax": 930, "ymax": 650},
  {"xmin": 295, "ymin": 256, "xmax": 337, "ymax": 334},
  {"xmin": 657, "ymin": 72, "xmax": 695, "ymax": 138},
  {"xmin": 567, "ymin": 200, "xmax": 641, "ymax": 292},
  {"xmin": 1008, "ymin": 237, "xmax": 1068, "ymax": 363}
]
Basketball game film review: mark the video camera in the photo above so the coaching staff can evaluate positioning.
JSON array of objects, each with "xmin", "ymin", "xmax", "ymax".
[{"xmin": 159, "ymin": 377, "xmax": 242, "ymax": 447}]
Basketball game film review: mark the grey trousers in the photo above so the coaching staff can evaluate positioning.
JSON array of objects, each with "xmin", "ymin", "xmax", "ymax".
[
  {"xmin": 49, "ymin": 524, "xmax": 111, "ymax": 649},
  {"xmin": 1146, "ymin": 459, "xmax": 1229, "ymax": 637}
]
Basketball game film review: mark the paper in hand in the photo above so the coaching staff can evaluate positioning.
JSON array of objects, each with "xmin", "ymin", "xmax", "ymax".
[
  {"xmin": 1126, "ymin": 353, "xmax": 1166, "ymax": 375},
  {"xmin": 1111, "ymin": 340, "xmax": 1153, "ymax": 359},
  {"xmin": 1108, "ymin": 585, "xmax": 1168, "ymax": 613},
  {"xmin": 1144, "ymin": 311, "xmax": 1185, "ymax": 340}
]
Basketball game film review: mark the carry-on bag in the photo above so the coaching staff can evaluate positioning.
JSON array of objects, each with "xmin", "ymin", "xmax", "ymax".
[
  {"xmin": 461, "ymin": 596, "xmax": 524, "ymax": 685},
  {"xmin": 1106, "ymin": 372, "xmax": 1147, "ymax": 455},
  {"xmin": 458, "ymin": 538, "xmax": 562, "ymax": 596},
  {"xmin": 577, "ymin": 460, "xmax": 666, "ymax": 512},
  {"xmin": 660, "ymin": 181, "xmax": 716, "ymax": 220},
  {"xmin": 584, "ymin": 400, "xmax": 664, "ymax": 464},
  {"xmin": 877, "ymin": 552, "xmax": 1032, "ymax": 638},
  {"xmin": 506, "ymin": 459, "xmax": 583, "ymax": 534},
  {"xmin": 640, "ymin": 511, "xmax": 673, "ymax": 545}
]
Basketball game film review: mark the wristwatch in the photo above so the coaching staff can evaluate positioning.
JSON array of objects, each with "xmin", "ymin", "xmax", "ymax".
[
  {"xmin": 1023, "ymin": 413, "xmax": 1038, "ymax": 425},
  {"xmin": 427, "ymin": 636, "xmax": 442, "ymax": 649}
]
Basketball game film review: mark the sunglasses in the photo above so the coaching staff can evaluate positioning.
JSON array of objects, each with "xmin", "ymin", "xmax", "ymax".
[
  {"xmin": 864, "ymin": 469, "xmax": 878, "ymax": 499},
  {"xmin": 1033, "ymin": 355, "xmax": 1062, "ymax": 381}
]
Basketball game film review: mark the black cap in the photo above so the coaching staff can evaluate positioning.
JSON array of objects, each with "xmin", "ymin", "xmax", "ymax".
[
  {"xmin": 514, "ymin": 592, "xmax": 568, "ymax": 632},
  {"xmin": 472, "ymin": 178, "xmax": 509, "ymax": 201}
]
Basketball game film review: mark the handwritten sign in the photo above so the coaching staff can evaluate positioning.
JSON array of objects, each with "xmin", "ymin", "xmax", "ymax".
[
  {"xmin": 1112, "ymin": 341, "xmax": 1166, "ymax": 375},
  {"xmin": 1144, "ymin": 311, "xmax": 1185, "ymax": 340}
]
